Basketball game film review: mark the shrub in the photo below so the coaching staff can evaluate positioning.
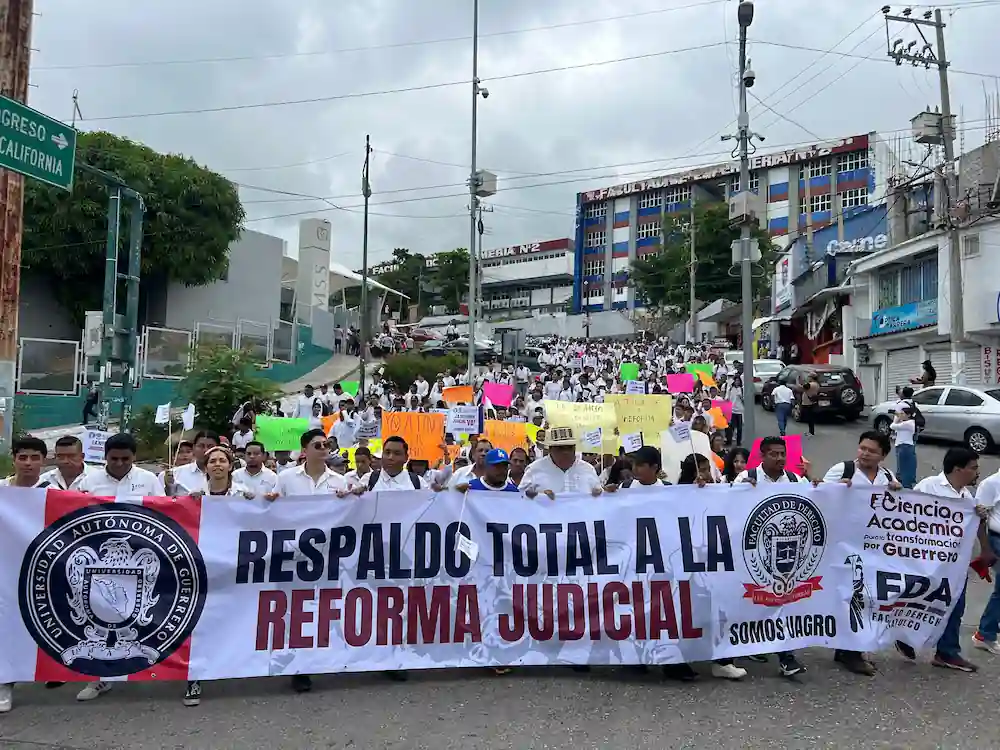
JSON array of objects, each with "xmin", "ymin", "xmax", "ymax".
[{"xmin": 380, "ymin": 352, "xmax": 466, "ymax": 390}]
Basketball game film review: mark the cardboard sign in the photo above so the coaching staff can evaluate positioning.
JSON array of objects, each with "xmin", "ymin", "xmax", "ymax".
[
  {"xmin": 442, "ymin": 385, "xmax": 474, "ymax": 404},
  {"xmin": 484, "ymin": 420, "xmax": 529, "ymax": 453},
  {"xmin": 605, "ymin": 394, "xmax": 673, "ymax": 444},
  {"xmin": 621, "ymin": 432, "xmax": 643, "ymax": 453},
  {"xmin": 620, "ymin": 362, "xmax": 640, "ymax": 382},
  {"xmin": 711, "ymin": 399, "xmax": 734, "ymax": 422},
  {"xmin": 482, "ymin": 382, "xmax": 514, "ymax": 408},
  {"xmin": 255, "ymin": 416, "xmax": 311, "ymax": 452},
  {"xmin": 82, "ymin": 429, "xmax": 113, "ymax": 464},
  {"xmin": 447, "ymin": 405, "xmax": 482, "ymax": 434},
  {"xmin": 625, "ymin": 380, "xmax": 646, "ymax": 395},
  {"xmin": 581, "ymin": 428, "xmax": 603, "ymax": 451},
  {"xmin": 665, "ymin": 373, "xmax": 695, "ymax": 393},
  {"xmin": 381, "ymin": 412, "xmax": 446, "ymax": 462}
]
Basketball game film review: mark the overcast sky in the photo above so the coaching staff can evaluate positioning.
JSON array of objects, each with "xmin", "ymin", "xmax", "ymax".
[{"xmin": 29, "ymin": 0, "xmax": 999, "ymax": 269}]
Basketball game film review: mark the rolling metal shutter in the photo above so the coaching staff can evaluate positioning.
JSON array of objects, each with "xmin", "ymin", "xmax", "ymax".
[
  {"xmin": 928, "ymin": 349, "xmax": 952, "ymax": 386},
  {"xmin": 886, "ymin": 347, "xmax": 921, "ymax": 397}
]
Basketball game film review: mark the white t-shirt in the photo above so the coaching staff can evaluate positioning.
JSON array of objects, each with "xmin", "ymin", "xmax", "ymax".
[
  {"xmin": 78, "ymin": 466, "xmax": 165, "ymax": 497},
  {"xmin": 889, "ymin": 418, "xmax": 916, "ymax": 446},
  {"xmin": 772, "ymin": 384, "xmax": 794, "ymax": 405},
  {"xmin": 735, "ymin": 467, "xmax": 804, "ymax": 484},
  {"xmin": 914, "ymin": 472, "xmax": 974, "ymax": 501},
  {"xmin": 232, "ymin": 466, "xmax": 279, "ymax": 497},
  {"xmin": 276, "ymin": 465, "xmax": 347, "ymax": 496},
  {"xmin": 231, "ymin": 429, "xmax": 254, "ymax": 450},
  {"xmin": 821, "ymin": 461, "xmax": 897, "ymax": 485},
  {"xmin": 975, "ymin": 471, "xmax": 1000, "ymax": 535}
]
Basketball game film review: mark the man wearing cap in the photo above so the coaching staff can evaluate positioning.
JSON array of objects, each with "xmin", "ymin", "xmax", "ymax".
[
  {"xmin": 467, "ymin": 449, "xmax": 520, "ymax": 492},
  {"xmin": 521, "ymin": 426, "xmax": 603, "ymax": 498}
]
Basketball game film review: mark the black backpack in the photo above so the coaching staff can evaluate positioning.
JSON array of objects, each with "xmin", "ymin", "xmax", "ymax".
[
  {"xmin": 841, "ymin": 460, "xmax": 898, "ymax": 484},
  {"xmin": 905, "ymin": 400, "xmax": 926, "ymax": 430},
  {"xmin": 747, "ymin": 468, "xmax": 798, "ymax": 483},
  {"xmin": 367, "ymin": 470, "xmax": 422, "ymax": 491}
]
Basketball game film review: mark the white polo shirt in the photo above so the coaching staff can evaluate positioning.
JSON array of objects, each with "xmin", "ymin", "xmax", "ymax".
[
  {"xmin": 914, "ymin": 472, "xmax": 974, "ymax": 501},
  {"xmin": 822, "ymin": 462, "xmax": 897, "ymax": 486},
  {"xmin": 232, "ymin": 466, "xmax": 279, "ymax": 497},
  {"xmin": 172, "ymin": 462, "xmax": 209, "ymax": 494},
  {"xmin": 78, "ymin": 466, "xmax": 165, "ymax": 497},
  {"xmin": 735, "ymin": 468, "xmax": 804, "ymax": 484},
  {"xmin": 772, "ymin": 384, "xmax": 795, "ymax": 405},
  {"xmin": 276, "ymin": 464, "xmax": 347, "ymax": 496},
  {"xmin": 39, "ymin": 465, "xmax": 94, "ymax": 491},
  {"xmin": 369, "ymin": 470, "xmax": 429, "ymax": 492},
  {"xmin": 975, "ymin": 471, "xmax": 1000, "ymax": 535}
]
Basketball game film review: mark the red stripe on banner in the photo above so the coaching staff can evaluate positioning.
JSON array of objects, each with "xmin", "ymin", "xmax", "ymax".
[
  {"xmin": 129, "ymin": 496, "xmax": 203, "ymax": 682},
  {"xmin": 35, "ymin": 491, "xmax": 114, "ymax": 682}
]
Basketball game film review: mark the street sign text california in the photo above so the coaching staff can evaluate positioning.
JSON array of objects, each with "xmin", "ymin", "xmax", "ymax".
[{"xmin": 0, "ymin": 94, "xmax": 77, "ymax": 191}]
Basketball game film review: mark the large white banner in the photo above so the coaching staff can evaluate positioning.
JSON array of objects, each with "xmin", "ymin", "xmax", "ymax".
[{"xmin": 0, "ymin": 485, "xmax": 977, "ymax": 683}]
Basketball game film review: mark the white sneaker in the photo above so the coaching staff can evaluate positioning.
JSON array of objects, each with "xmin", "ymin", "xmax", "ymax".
[
  {"xmin": 972, "ymin": 632, "xmax": 1000, "ymax": 655},
  {"xmin": 712, "ymin": 663, "xmax": 747, "ymax": 680},
  {"xmin": 76, "ymin": 681, "xmax": 112, "ymax": 701},
  {"xmin": 0, "ymin": 683, "xmax": 12, "ymax": 713}
]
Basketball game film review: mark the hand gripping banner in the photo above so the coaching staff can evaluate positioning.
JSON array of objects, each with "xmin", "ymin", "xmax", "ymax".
[{"xmin": 0, "ymin": 485, "xmax": 978, "ymax": 683}]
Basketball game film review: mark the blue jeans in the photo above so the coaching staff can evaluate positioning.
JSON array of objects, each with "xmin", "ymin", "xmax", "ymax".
[
  {"xmin": 775, "ymin": 403, "xmax": 792, "ymax": 435},
  {"xmin": 895, "ymin": 443, "xmax": 917, "ymax": 489},
  {"xmin": 936, "ymin": 578, "xmax": 968, "ymax": 658},
  {"xmin": 977, "ymin": 534, "xmax": 1000, "ymax": 641}
]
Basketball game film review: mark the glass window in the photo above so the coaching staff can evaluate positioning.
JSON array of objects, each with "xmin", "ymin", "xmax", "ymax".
[
  {"xmin": 840, "ymin": 188, "xmax": 868, "ymax": 208},
  {"xmin": 877, "ymin": 269, "xmax": 899, "ymax": 309},
  {"xmin": 944, "ymin": 389, "xmax": 984, "ymax": 407},
  {"xmin": 636, "ymin": 223, "xmax": 660, "ymax": 240},
  {"xmin": 665, "ymin": 186, "xmax": 691, "ymax": 204},
  {"xmin": 912, "ymin": 387, "xmax": 944, "ymax": 406},
  {"xmin": 585, "ymin": 231, "xmax": 606, "ymax": 248},
  {"xmin": 637, "ymin": 192, "xmax": 663, "ymax": 210},
  {"xmin": 838, "ymin": 152, "xmax": 869, "ymax": 172}
]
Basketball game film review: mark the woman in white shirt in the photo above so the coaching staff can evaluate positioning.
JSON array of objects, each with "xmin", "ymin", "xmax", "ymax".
[
  {"xmin": 889, "ymin": 408, "xmax": 917, "ymax": 489},
  {"xmin": 725, "ymin": 376, "xmax": 745, "ymax": 446}
]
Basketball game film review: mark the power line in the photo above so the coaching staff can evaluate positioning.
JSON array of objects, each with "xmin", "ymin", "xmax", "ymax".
[
  {"xmin": 220, "ymin": 152, "xmax": 351, "ymax": 173},
  {"xmin": 747, "ymin": 90, "xmax": 825, "ymax": 141},
  {"xmin": 33, "ymin": 1, "xmax": 727, "ymax": 71}
]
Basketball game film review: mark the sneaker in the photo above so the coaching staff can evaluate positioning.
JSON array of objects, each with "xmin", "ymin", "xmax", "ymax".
[
  {"xmin": 76, "ymin": 681, "xmax": 112, "ymax": 701},
  {"xmin": 0, "ymin": 683, "xmax": 11, "ymax": 713},
  {"xmin": 662, "ymin": 663, "xmax": 699, "ymax": 682},
  {"xmin": 932, "ymin": 653, "xmax": 978, "ymax": 673},
  {"xmin": 972, "ymin": 631, "xmax": 1000, "ymax": 655},
  {"xmin": 834, "ymin": 650, "xmax": 876, "ymax": 676},
  {"xmin": 182, "ymin": 681, "xmax": 201, "ymax": 707},
  {"xmin": 291, "ymin": 674, "xmax": 312, "ymax": 693},
  {"xmin": 778, "ymin": 655, "xmax": 806, "ymax": 677},
  {"xmin": 894, "ymin": 641, "xmax": 917, "ymax": 661},
  {"xmin": 711, "ymin": 663, "xmax": 747, "ymax": 680}
]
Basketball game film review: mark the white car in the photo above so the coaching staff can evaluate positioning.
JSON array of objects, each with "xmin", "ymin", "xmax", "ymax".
[{"xmin": 749, "ymin": 359, "xmax": 785, "ymax": 399}]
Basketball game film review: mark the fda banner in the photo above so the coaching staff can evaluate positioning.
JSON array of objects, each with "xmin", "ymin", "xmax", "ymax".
[{"xmin": 0, "ymin": 485, "xmax": 977, "ymax": 683}]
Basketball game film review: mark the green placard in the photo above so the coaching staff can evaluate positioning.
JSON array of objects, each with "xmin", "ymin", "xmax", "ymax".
[
  {"xmin": 255, "ymin": 416, "xmax": 310, "ymax": 451},
  {"xmin": 619, "ymin": 362, "xmax": 640, "ymax": 382},
  {"xmin": 685, "ymin": 363, "xmax": 713, "ymax": 379},
  {"xmin": 340, "ymin": 380, "xmax": 359, "ymax": 396},
  {"xmin": 0, "ymin": 95, "xmax": 76, "ymax": 190}
]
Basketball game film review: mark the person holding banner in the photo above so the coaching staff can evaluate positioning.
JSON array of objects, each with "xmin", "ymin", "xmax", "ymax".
[
  {"xmin": 169, "ymin": 431, "xmax": 221, "ymax": 496},
  {"xmin": 0, "ymin": 436, "xmax": 48, "ymax": 489},
  {"xmin": 521, "ymin": 427, "xmax": 602, "ymax": 499},
  {"xmin": 40, "ymin": 435, "xmax": 92, "ymax": 490},
  {"xmin": 466, "ymin": 449, "xmax": 520, "ymax": 492},
  {"xmin": 232, "ymin": 441, "xmax": 278, "ymax": 498}
]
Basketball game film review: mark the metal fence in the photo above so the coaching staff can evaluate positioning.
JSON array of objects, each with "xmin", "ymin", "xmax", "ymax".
[
  {"xmin": 236, "ymin": 318, "xmax": 271, "ymax": 363},
  {"xmin": 195, "ymin": 321, "xmax": 236, "ymax": 350},
  {"xmin": 141, "ymin": 326, "xmax": 193, "ymax": 380},
  {"xmin": 272, "ymin": 319, "xmax": 295, "ymax": 363}
]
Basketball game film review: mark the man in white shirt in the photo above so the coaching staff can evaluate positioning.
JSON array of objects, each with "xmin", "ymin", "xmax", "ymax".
[
  {"xmin": 231, "ymin": 418, "xmax": 254, "ymax": 450},
  {"xmin": 520, "ymin": 427, "xmax": 603, "ymax": 498},
  {"xmin": 770, "ymin": 382, "xmax": 795, "ymax": 437},
  {"xmin": 232, "ymin": 441, "xmax": 278, "ymax": 497},
  {"xmin": 973, "ymin": 460, "xmax": 1000, "ymax": 655},
  {"xmin": 361, "ymin": 435, "xmax": 428, "ymax": 492},
  {"xmin": 169, "ymin": 430, "xmax": 220, "ymax": 495},
  {"xmin": 295, "ymin": 385, "xmax": 321, "ymax": 419},
  {"xmin": 895, "ymin": 447, "xmax": 995, "ymax": 673},
  {"xmin": 344, "ymin": 447, "xmax": 374, "ymax": 489},
  {"xmin": 734, "ymin": 435, "xmax": 808, "ymax": 679},
  {"xmin": 40, "ymin": 435, "xmax": 92, "ymax": 490},
  {"xmin": 515, "ymin": 364, "xmax": 532, "ymax": 398},
  {"xmin": 78, "ymin": 433, "xmax": 165, "ymax": 497}
]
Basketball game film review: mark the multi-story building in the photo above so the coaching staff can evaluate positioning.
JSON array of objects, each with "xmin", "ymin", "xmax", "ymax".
[
  {"xmin": 479, "ymin": 238, "xmax": 574, "ymax": 320},
  {"xmin": 572, "ymin": 133, "xmax": 883, "ymax": 314}
]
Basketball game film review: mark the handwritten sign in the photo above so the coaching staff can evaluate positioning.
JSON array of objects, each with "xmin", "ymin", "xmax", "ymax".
[
  {"xmin": 255, "ymin": 416, "xmax": 311, "ymax": 451},
  {"xmin": 543, "ymin": 400, "xmax": 617, "ymax": 432},
  {"xmin": 447, "ymin": 405, "xmax": 482, "ymax": 434},
  {"xmin": 482, "ymin": 382, "xmax": 514, "ymax": 408},
  {"xmin": 605, "ymin": 394, "xmax": 672, "ymax": 443},
  {"xmin": 381, "ymin": 412, "xmax": 446, "ymax": 462},
  {"xmin": 484, "ymin": 420, "xmax": 528, "ymax": 453},
  {"xmin": 82, "ymin": 429, "xmax": 113, "ymax": 464}
]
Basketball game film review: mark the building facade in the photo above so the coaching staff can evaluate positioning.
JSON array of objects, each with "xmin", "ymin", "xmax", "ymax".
[
  {"xmin": 572, "ymin": 133, "xmax": 883, "ymax": 314},
  {"xmin": 479, "ymin": 238, "xmax": 573, "ymax": 320}
]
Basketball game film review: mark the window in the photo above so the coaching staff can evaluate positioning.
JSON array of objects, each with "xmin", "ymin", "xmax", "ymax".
[
  {"xmin": 899, "ymin": 254, "xmax": 938, "ymax": 305},
  {"xmin": 730, "ymin": 172, "xmax": 760, "ymax": 193},
  {"xmin": 583, "ymin": 260, "xmax": 605, "ymax": 277},
  {"xmin": 636, "ymin": 223, "xmax": 660, "ymax": 240},
  {"xmin": 838, "ymin": 151, "xmax": 868, "ymax": 172},
  {"xmin": 839, "ymin": 188, "xmax": 868, "ymax": 208},
  {"xmin": 585, "ymin": 231, "xmax": 606, "ymax": 248},
  {"xmin": 665, "ymin": 185, "xmax": 691, "ymax": 204},
  {"xmin": 637, "ymin": 191, "xmax": 662, "ymax": 210},
  {"xmin": 587, "ymin": 284, "xmax": 602, "ymax": 298},
  {"xmin": 806, "ymin": 193, "xmax": 832, "ymax": 213},
  {"xmin": 798, "ymin": 158, "xmax": 832, "ymax": 180},
  {"xmin": 584, "ymin": 202, "xmax": 607, "ymax": 220},
  {"xmin": 912, "ymin": 387, "xmax": 943, "ymax": 406},
  {"xmin": 944, "ymin": 388, "xmax": 984, "ymax": 407},
  {"xmin": 877, "ymin": 269, "xmax": 899, "ymax": 309}
]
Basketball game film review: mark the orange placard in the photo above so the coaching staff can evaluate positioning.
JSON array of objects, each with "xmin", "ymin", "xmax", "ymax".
[
  {"xmin": 483, "ymin": 420, "xmax": 528, "ymax": 453},
  {"xmin": 707, "ymin": 406, "xmax": 729, "ymax": 429},
  {"xmin": 697, "ymin": 371, "xmax": 717, "ymax": 388},
  {"xmin": 320, "ymin": 414, "xmax": 340, "ymax": 436},
  {"xmin": 381, "ymin": 412, "xmax": 446, "ymax": 462},
  {"xmin": 443, "ymin": 385, "xmax": 474, "ymax": 404},
  {"xmin": 446, "ymin": 445, "xmax": 462, "ymax": 463}
]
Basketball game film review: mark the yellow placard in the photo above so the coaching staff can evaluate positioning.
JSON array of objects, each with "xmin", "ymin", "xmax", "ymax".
[
  {"xmin": 543, "ymin": 400, "xmax": 617, "ymax": 431},
  {"xmin": 605, "ymin": 394, "xmax": 673, "ymax": 445}
]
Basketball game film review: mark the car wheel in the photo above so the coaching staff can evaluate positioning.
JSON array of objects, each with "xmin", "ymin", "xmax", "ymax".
[
  {"xmin": 873, "ymin": 416, "xmax": 892, "ymax": 435},
  {"xmin": 965, "ymin": 427, "xmax": 994, "ymax": 454},
  {"xmin": 792, "ymin": 404, "xmax": 803, "ymax": 422},
  {"xmin": 840, "ymin": 386, "xmax": 859, "ymax": 408},
  {"xmin": 761, "ymin": 394, "xmax": 773, "ymax": 411}
]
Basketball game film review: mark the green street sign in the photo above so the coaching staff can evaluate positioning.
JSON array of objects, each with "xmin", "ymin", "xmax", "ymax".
[{"xmin": 0, "ymin": 95, "xmax": 76, "ymax": 191}]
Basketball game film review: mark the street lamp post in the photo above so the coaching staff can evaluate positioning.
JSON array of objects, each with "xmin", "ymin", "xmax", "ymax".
[
  {"xmin": 737, "ymin": 0, "xmax": 757, "ymax": 445},
  {"xmin": 467, "ymin": 0, "xmax": 481, "ymax": 377}
]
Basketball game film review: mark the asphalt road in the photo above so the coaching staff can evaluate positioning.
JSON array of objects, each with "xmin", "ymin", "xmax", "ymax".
[{"xmin": 2, "ymin": 405, "xmax": 999, "ymax": 750}]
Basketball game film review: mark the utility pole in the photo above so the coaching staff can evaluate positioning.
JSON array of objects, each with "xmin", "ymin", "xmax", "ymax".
[
  {"xmin": 736, "ymin": 1, "xmax": 757, "ymax": 445},
  {"xmin": 884, "ymin": 6, "xmax": 963, "ymax": 382},
  {"xmin": 689, "ymin": 193, "xmax": 697, "ymax": 343},
  {"xmin": 466, "ymin": 0, "xmax": 481, "ymax": 377},
  {"xmin": 0, "ymin": 0, "xmax": 33, "ymax": 451},
  {"xmin": 359, "ymin": 134, "xmax": 372, "ymax": 397}
]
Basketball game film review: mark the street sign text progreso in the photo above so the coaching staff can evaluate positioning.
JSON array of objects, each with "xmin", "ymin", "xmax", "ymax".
[{"xmin": 0, "ymin": 95, "xmax": 76, "ymax": 191}]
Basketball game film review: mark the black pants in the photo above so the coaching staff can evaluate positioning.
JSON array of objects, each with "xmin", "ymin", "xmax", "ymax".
[
  {"xmin": 726, "ymin": 413, "xmax": 744, "ymax": 445},
  {"xmin": 801, "ymin": 404, "xmax": 816, "ymax": 436},
  {"xmin": 82, "ymin": 400, "xmax": 97, "ymax": 425}
]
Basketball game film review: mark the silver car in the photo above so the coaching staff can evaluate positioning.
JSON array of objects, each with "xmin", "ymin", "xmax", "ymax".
[
  {"xmin": 870, "ymin": 385, "xmax": 1000, "ymax": 453},
  {"xmin": 750, "ymin": 359, "xmax": 785, "ymax": 400}
]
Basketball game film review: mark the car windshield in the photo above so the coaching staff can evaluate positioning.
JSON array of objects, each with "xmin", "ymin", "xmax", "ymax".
[
  {"xmin": 755, "ymin": 363, "xmax": 782, "ymax": 373},
  {"xmin": 817, "ymin": 371, "xmax": 847, "ymax": 386}
]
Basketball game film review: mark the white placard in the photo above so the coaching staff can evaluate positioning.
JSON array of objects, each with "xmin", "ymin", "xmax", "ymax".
[
  {"xmin": 81, "ymin": 429, "xmax": 113, "ymax": 464},
  {"xmin": 669, "ymin": 423, "xmax": 691, "ymax": 443},
  {"xmin": 621, "ymin": 432, "xmax": 644, "ymax": 453},
  {"xmin": 154, "ymin": 403, "xmax": 171, "ymax": 425},
  {"xmin": 447, "ymin": 405, "xmax": 482, "ymax": 434},
  {"xmin": 581, "ymin": 427, "xmax": 603, "ymax": 451},
  {"xmin": 626, "ymin": 380, "xmax": 646, "ymax": 395}
]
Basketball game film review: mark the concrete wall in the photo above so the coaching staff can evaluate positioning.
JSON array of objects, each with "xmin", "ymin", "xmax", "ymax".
[{"xmin": 164, "ymin": 229, "xmax": 285, "ymax": 331}]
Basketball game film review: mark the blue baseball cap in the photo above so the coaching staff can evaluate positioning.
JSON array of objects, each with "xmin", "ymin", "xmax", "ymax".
[{"xmin": 485, "ymin": 448, "xmax": 510, "ymax": 465}]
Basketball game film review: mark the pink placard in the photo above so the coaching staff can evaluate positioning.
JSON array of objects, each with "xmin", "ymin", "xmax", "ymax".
[
  {"xmin": 483, "ymin": 381, "xmax": 514, "ymax": 408},
  {"xmin": 666, "ymin": 373, "xmax": 695, "ymax": 393},
  {"xmin": 746, "ymin": 434, "xmax": 805, "ymax": 475},
  {"xmin": 711, "ymin": 399, "xmax": 733, "ymax": 422}
]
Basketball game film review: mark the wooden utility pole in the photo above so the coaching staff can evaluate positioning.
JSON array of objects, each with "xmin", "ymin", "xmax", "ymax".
[{"xmin": 0, "ymin": 0, "xmax": 32, "ymax": 448}]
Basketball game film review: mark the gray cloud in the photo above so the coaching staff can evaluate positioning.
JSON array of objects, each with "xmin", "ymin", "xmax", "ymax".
[{"xmin": 28, "ymin": 0, "xmax": 999, "ymax": 274}]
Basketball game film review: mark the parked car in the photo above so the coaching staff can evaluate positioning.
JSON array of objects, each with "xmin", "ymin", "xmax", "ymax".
[
  {"xmin": 409, "ymin": 327, "xmax": 444, "ymax": 342},
  {"xmin": 497, "ymin": 346, "xmax": 544, "ymax": 369},
  {"xmin": 871, "ymin": 385, "xmax": 1000, "ymax": 453},
  {"xmin": 749, "ymin": 359, "xmax": 785, "ymax": 400},
  {"xmin": 760, "ymin": 364, "xmax": 865, "ymax": 421}
]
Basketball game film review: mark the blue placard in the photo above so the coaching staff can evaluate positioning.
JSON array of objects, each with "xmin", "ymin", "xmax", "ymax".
[{"xmin": 870, "ymin": 299, "xmax": 938, "ymax": 336}]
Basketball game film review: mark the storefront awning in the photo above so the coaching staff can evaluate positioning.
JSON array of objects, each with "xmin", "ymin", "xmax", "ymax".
[{"xmin": 752, "ymin": 310, "xmax": 792, "ymax": 330}]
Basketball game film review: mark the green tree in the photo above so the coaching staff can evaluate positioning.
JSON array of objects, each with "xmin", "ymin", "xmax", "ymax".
[
  {"xmin": 432, "ymin": 248, "xmax": 471, "ymax": 313},
  {"xmin": 630, "ymin": 201, "xmax": 777, "ymax": 312},
  {"xmin": 23, "ymin": 131, "xmax": 245, "ymax": 326},
  {"xmin": 378, "ymin": 248, "xmax": 429, "ymax": 308},
  {"xmin": 175, "ymin": 344, "xmax": 280, "ymax": 435}
]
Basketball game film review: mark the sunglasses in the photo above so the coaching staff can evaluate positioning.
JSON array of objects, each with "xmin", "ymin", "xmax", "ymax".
[{"xmin": 309, "ymin": 441, "xmax": 331, "ymax": 450}]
